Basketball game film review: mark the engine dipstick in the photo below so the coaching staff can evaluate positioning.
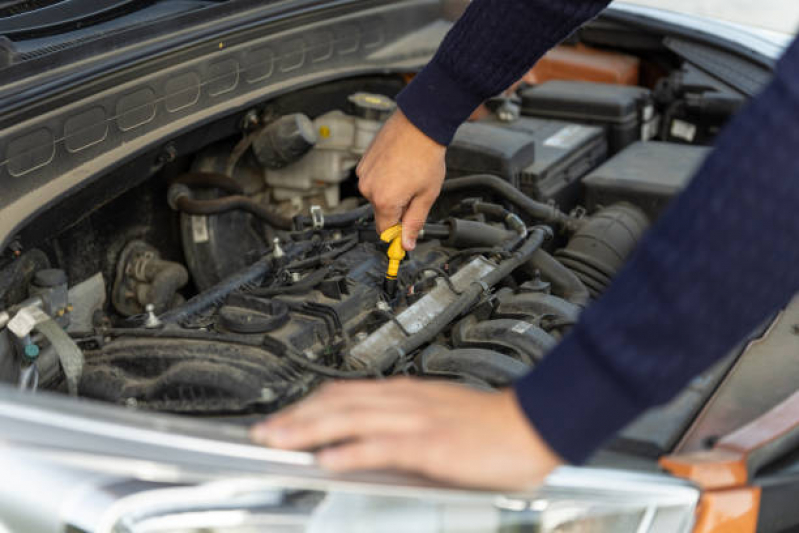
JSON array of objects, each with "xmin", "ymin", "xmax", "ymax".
[{"xmin": 380, "ymin": 224, "xmax": 406, "ymax": 297}]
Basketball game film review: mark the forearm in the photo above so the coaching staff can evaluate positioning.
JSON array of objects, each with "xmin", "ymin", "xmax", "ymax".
[
  {"xmin": 515, "ymin": 36, "xmax": 799, "ymax": 464},
  {"xmin": 397, "ymin": 0, "xmax": 611, "ymax": 145}
]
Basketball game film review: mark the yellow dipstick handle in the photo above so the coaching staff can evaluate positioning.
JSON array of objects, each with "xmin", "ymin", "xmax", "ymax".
[{"xmin": 381, "ymin": 224, "xmax": 406, "ymax": 280}]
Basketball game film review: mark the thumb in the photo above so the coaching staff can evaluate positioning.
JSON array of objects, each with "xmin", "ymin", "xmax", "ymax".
[{"xmin": 401, "ymin": 193, "xmax": 436, "ymax": 251}]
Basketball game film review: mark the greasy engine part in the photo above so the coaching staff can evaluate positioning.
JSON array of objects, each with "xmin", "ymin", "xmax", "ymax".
[
  {"xmin": 51, "ymin": 157, "xmax": 648, "ymax": 415},
  {"xmin": 556, "ymin": 203, "xmax": 649, "ymax": 298},
  {"xmin": 348, "ymin": 226, "xmax": 551, "ymax": 373},
  {"xmin": 439, "ymin": 174, "xmax": 582, "ymax": 232},
  {"xmin": 522, "ymin": 250, "xmax": 590, "ymax": 307},
  {"xmin": 494, "ymin": 290, "xmax": 582, "ymax": 329},
  {"xmin": 177, "ymin": 144, "xmax": 273, "ymax": 291},
  {"xmin": 79, "ymin": 338, "xmax": 311, "ymax": 413},
  {"xmin": 0, "ymin": 249, "xmax": 50, "ymax": 309},
  {"xmin": 451, "ymin": 315, "xmax": 556, "ymax": 365},
  {"xmin": 418, "ymin": 345, "xmax": 529, "ymax": 388},
  {"xmin": 112, "ymin": 240, "xmax": 189, "ymax": 316}
]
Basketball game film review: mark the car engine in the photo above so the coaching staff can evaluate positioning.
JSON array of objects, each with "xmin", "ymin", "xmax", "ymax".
[{"xmin": 0, "ymin": 73, "xmax": 720, "ymax": 416}]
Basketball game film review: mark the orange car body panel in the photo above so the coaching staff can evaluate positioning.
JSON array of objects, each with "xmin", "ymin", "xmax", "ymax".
[
  {"xmin": 692, "ymin": 488, "xmax": 761, "ymax": 533},
  {"xmin": 524, "ymin": 44, "xmax": 640, "ymax": 86}
]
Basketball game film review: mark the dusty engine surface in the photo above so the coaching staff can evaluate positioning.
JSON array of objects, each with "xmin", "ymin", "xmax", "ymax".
[
  {"xmin": 0, "ymin": 86, "xmax": 674, "ymax": 417},
  {"xmin": 69, "ymin": 183, "xmax": 647, "ymax": 414}
]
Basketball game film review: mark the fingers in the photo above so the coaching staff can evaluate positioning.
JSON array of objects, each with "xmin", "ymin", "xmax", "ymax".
[
  {"xmin": 251, "ymin": 379, "xmax": 431, "ymax": 450},
  {"xmin": 401, "ymin": 191, "xmax": 437, "ymax": 251},
  {"xmin": 355, "ymin": 109, "xmax": 446, "ymax": 243},
  {"xmin": 253, "ymin": 408, "xmax": 428, "ymax": 450},
  {"xmin": 317, "ymin": 436, "xmax": 420, "ymax": 472},
  {"xmin": 266, "ymin": 380, "xmax": 419, "ymax": 426},
  {"xmin": 373, "ymin": 197, "xmax": 406, "ymax": 235}
]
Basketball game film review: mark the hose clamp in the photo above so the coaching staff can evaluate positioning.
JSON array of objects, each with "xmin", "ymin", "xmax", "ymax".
[
  {"xmin": 474, "ymin": 280, "xmax": 490, "ymax": 293},
  {"xmin": 310, "ymin": 205, "xmax": 325, "ymax": 229},
  {"xmin": 167, "ymin": 184, "xmax": 192, "ymax": 211}
]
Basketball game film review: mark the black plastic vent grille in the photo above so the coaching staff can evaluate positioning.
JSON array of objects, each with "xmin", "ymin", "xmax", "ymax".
[{"xmin": 0, "ymin": 0, "xmax": 66, "ymax": 18}]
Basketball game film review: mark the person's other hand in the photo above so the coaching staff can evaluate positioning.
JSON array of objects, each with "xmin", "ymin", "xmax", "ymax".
[
  {"xmin": 250, "ymin": 378, "xmax": 564, "ymax": 491},
  {"xmin": 357, "ymin": 110, "xmax": 446, "ymax": 251}
]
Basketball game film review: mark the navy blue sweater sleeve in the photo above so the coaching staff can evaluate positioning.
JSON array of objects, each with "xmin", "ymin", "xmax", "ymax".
[
  {"xmin": 515, "ymin": 35, "xmax": 799, "ymax": 464},
  {"xmin": 396, "ymin": 0, "xmax": 610, "ymax": 145}
]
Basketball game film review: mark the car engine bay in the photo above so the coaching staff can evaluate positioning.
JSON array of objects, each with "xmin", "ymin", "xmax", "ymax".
[{"xmin": 0, "ymin": 38, "xmax": 752, "ymax": 421}]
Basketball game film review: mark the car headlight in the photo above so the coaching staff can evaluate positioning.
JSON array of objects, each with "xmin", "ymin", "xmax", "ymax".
[{"xmin": 99, "ymin": 468, "xmax": 698, "ymax": 533}]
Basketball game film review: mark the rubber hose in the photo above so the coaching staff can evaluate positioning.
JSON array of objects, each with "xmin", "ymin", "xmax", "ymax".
[
  {"xmin": 421, "ymin": 224, "xmax": 450, "ymax": 240},
  {"xmin": 294, "ymin": 204, "xmax": 374, "ymax": 230},
  {"xmin": 173, "ymin": 172, "xmax": 245, "ymax": 195},
  {"xmin": 469, "ymin": 201, "xmax": 510, "ymax": 220},
  {"xmin": 73, "ymin": 328, "xmax": 266, "ymax": 348},
  {"xmin": 284, "ymin": 347, "xmax": 376, "ymax": 379},
  {"xmin": 441, "ymin": 175, "xmax": 581, "ymax": 231},
  {"xmin": 159, "ymin": 255, "xmax": 274, "ymax": 324},
  {"xmin": 249, "ymin": 267, "xmax": 331, "ymax": 297},
  {"xmin": 445, "ymin": 218, "xmax": 516, "ymax": 249},
  {"xmin": 143, "ymin": 260, "xmax": 190, "ymax": 314},
  {"xmin": 358, "ymin": 227, "xmax": 550, "ymax": 372},
  {"xmin": 175, "ymin": 196, "xmax": 294, "ymax": 231},
  {"xmin": 285, "ymin": 238, "xmax": 358, "ymax": 270},
  {"xmin": 524, "ymin": 249, "xmax": 590, "ymax": 308}
]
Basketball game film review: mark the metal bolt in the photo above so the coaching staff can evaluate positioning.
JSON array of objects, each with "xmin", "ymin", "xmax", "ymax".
[
  {"xmin": 261, "ymin": 388, "xmax": 277, "ymax": 402},
  {"xmin": 242, "ymin": 110, "xmax": 260, "ymax": 131},
  {"xmin": 157, "ymin": 143, "xmax": 177, "ymax": 165},
  {"xmin": 273, "ymin": 238, "xmax": 285, "ymax": 259},
  {"xmin": 144, "ymin": 304, "xmax": 162, "ymax": 329}
]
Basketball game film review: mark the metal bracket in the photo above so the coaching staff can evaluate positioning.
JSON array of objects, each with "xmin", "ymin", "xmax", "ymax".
[{"xmin": 310, "ymin": 205, "xmax": 325, "ymax": 229}]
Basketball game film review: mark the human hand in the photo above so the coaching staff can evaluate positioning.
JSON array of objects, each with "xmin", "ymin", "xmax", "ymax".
[
  {"xmin": 357, "ymin": 110, "xmax": 446, "ymax": 251},
  {"xmin": 250, "ymin": 378, "xmax": 564, "ymax": 491}
]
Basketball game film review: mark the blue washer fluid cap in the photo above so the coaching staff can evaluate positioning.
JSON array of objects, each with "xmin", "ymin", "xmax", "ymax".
[{"xmin": 24, "ymin": 344, "xmax": 40, "ymax": 360}]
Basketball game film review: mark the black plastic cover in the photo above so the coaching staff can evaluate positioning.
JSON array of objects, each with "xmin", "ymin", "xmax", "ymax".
[
  {"xmin": 583, "ymin": 141, "xmax": 710, "ymax": 219},
  {"xmin": 447, "ymin": 117, "xmax": 606, "ymax": 209},
  {"xmin": 495, "ymin": 117, "xmax": 607, "ymax": 208},
  {"xmin": 446, "ymin": 121, "xmax": 537, "ymax": 187},
  {"xmin": 520, "ymin": 80, "xmax": 655, "ymax": 152}
]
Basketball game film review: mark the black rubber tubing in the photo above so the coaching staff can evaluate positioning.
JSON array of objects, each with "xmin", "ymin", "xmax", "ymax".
[
  {"xmin": 293, "ymin": 204, "xmax": 373, "ymax": 230},
  {"xmin": 159, "ymin": 255, "xmax": 275, "ymax": 324},
  {"xmin": 524, "ymin": 250, "xmax": 591, "ymax": 308},
  {"xmin": 173, "ymin": 172, "xmax": 245, "ymax": 195},
  {"xmin": 440, "ymin": 175, "xmax": 580, "ymax": 231},
  {"xmin": 175, "ymin": 195, "xmax": 294, "ymax": 231},
  {"xmin": 144, "ymin": 259, "xmax": 189, "ymax": 314},
  {"xmin": 296, "ymin": 174, "xmax": 580, "ymax": 231}
]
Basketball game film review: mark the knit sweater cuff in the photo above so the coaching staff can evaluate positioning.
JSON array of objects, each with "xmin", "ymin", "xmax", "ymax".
[
  {"xmin": 396, "ymin": 59, "xmax": 485, "ymax": 146},
  {"xmin": 513, "ymin": 332, "xmax": 642, "ymax": 464}
]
